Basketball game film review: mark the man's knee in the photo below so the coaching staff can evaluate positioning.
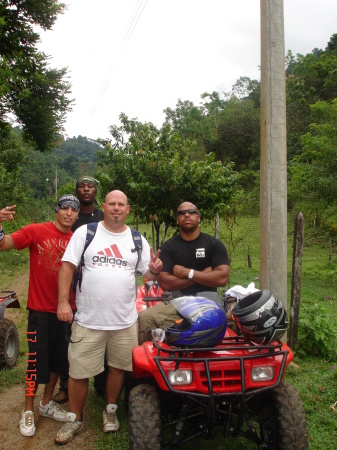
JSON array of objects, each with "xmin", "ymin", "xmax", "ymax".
[
  {"xmin": 139, "ymin": 308, "xmax": 157, "ymax": 330},
  {"xmin": 138, "ymin": 302, "xmax": 180, "ymax": 344},
  {"xmin": 138, "ymin": 311, "xmax": 153, "ymax": 344},
  {"xmin": 138, "ymin": 305, "xmax": 165, "ymax": 344}
]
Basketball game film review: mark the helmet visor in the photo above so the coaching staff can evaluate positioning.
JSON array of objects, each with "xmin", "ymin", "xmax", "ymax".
[{"xmin": 171, "ymin": 296, "xmax": 221, "ymax": 324}]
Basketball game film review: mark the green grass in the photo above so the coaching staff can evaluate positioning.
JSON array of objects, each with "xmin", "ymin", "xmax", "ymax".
[
  {"xmin": 0, "ymin": 214, "xmax": 337, "ymax": 448},
  {"xmin": 0, "ymin": 247, "xmax": 29, "ymax": 286},
  {"xmin": 285, "ymin": 357, "xmax": 337, "ymax": 449},
  {"xmin": 86, "ymin": 387, "xmax": 130, "ymax": 449}
]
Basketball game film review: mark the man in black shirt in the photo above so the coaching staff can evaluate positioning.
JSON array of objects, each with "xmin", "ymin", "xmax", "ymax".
[
  {"xmin": 138, "ymin": 201, "xmax": 230, "ymax": 344},
  {"xmin": 53, "ymin": 176, "xmax": 105, "ymax": 402}
]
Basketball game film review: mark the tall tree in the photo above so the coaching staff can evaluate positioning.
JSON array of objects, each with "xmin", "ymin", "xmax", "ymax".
[
  {"xmin": 286, "ymin": 40, "xmax": 337, "ymax": 158},
  {"xmin": 288, "ymin": 98, "xmax": 337, "ymax": 217},
  {"xmin": 96, "ymin": 114, "xmax": 238, "ymax": 249},
  {"xmin": 200, "ymin": 91, "xmax": 226, "ymax": 134},
  {"xmin": 0, "ymin": 123, "xmax": 24, "ymax": 206},
  {"xmin": 326, "ymin": 33, "xmax": 337, "ymax": 53},
  {"xmin": 207, "ymin": 96, "xmax": 260, "ymax": 170},
  {"xmin": 0, "ymin": 0, "xmax": 73, "ymax": 151},
  {"xmin": 163, "ymin": 99, "xmax": 210, "ymax": 159}
]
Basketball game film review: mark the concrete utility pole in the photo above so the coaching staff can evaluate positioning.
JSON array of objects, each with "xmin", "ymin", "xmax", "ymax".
[{"xmin": 260, "ymin": 0, "xmax": 287, "ymax": 309}]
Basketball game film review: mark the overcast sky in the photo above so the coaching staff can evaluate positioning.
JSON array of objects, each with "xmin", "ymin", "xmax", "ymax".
[{"xmin": 37, "ymin": 0, "xmax": 337, "ymax": 141}]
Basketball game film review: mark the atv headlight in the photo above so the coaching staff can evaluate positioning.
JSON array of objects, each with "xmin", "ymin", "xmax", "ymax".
[
  {"xmin": 168, "ymin": 370, "xmax": 192, "ymax": 385},
  {"xmin": 251, "ymin": 366, "xmax": 274, "ymax": 381}
]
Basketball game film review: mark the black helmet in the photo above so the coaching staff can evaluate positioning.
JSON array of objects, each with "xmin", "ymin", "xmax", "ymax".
[
  {"xmin": 165, "ymin": 297, "xmax": 227, "ymax": 347},
  {"xmin": 232, "ymin": 290, "xmax": 288, "ymax": 344}
]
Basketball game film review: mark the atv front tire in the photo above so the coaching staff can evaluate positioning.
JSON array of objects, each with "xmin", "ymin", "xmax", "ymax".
[
  {"xmin": 129, "ymin": 383, "xmax": 161, "ymax": 450},
  {"xmin": 260, "ymin": 381, "xmax": 308, "ymax": 449},
  {"xmin": 0, "ymin": 318, "xmax": 19, "ymax": 368}
]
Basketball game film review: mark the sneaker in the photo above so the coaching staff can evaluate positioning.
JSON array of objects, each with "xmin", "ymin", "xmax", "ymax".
[
  {"xmin": 39, "ymin": 400, "xmax": 67, "ymax": 421},
  {"xmin": 19, "ymin": 410, "xmax": 36, "ymax": 437},
  {"xmin": 54, "ymin": 412, "xmax": 84, "ymax": 445},
  {"xmin": 53, "ymin": 388, "xmax": 68, "ymax": 404},
  {"xmin": 103, "ymin": 404, "xmax": 120, "ymax": 433}
]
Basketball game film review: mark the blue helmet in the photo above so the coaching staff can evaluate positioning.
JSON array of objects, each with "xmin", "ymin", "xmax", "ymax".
[{"xmin": 165, "ymin": 297, "xmax": 227, "ymax": 347}]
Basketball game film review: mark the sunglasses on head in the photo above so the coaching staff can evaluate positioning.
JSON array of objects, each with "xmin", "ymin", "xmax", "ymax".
[{"xmin": 177, "ymin": 209, "xmax": 198, "ymax": 216}]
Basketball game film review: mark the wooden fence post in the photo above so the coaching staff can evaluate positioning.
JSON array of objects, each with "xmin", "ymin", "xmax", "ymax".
[
  {"xmin": 248, "ymin": 246, "xmax": 252, "ymax": 268},
  {"xmin": 161, "ymin": 222, "xmax": 166, "ymax": 245},
  {"xmin": 288, "ymin": 212, "xmax": 304, "ymax": 349},
  {"xmin": 215, "ymin": 214, "xmax": 220, "ymax": 239}
]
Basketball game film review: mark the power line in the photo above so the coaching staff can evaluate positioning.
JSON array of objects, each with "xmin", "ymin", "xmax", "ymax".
[{"xmin": 90, "ymin": 0, "xmax": 149, "ymax": 118}]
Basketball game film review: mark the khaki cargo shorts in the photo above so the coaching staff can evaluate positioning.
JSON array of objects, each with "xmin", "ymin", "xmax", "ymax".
[{"xmin": 68, "ymin": 321, "xmax": 138, "ymax": 379}]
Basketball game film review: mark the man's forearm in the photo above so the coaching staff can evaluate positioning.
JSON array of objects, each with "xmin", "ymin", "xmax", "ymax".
[
  {"xmin": 189, "ymin": 268, "xmax": 229, "ymax": 288},
  {"xmin": 58, "ymin": 262, "xmax": 76, "ymax": 306},
  {"xmin": 159, "ymin": 272, "xmax": 194, "ymax": 291},
  {"xmin": 57, "ymin": 262, "xmax": 76, "ymax": 323},
  {"xmin": 0, "ymin": 233, "xmax": 16, "ymax": 250},
  {"xmin": 160, "ymin": 265, "xmax": 230, "ymax": 290},
  {"xmin": 144, "ymin": 269, "xmax": 159, "ymax": 282}
]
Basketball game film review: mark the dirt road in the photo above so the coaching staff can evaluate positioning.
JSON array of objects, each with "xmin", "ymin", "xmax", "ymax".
[
  {"xmin": 0, "ymin": 384, "xmax": 97, "ymax": 450},
  {"xmin": 0, "ymin": 270, "xmax": 98, "ymax": 450}
]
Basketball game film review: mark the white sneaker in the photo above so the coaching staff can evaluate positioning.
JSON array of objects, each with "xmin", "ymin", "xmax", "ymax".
[
  {"xmin": 54, "ymin": 412, "xmax": 84, "ymax": 444},
  {"xmin": 19, "ymin": 410, "xmax": 36, "ymax": 437},
  {"xmin": 103, "ymin": 404, "xmax": 120, "ymax": 433},
  {"xmin": 39, "ymin": 400, "xmax": 67, "ymax": 421}
]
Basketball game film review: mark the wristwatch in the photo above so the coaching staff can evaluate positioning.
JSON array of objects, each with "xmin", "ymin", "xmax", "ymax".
[{"xmin": 188, "ymin": 269, "xmax": 194, "ymax": 279}]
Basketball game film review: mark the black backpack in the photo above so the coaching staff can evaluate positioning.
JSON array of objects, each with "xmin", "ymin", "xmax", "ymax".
[{"xmin": 75, "ymin": 222, "xmax": 142, "ymax": 292}]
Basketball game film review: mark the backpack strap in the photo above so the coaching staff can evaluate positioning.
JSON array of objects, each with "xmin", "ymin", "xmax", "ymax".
[
  {"xmin": 130, "ymin": 228, "xmax": 143, "ymax": 296},
  {"xmin": 77, "ymin": 222, "xmax": 98, "ymax": 292},
  {"xmin": 130, "ymin": 228, "xmax": 142, "ymax": 274}
]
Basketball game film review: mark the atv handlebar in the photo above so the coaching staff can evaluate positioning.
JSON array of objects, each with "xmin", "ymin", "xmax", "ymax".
[{"xmin": 141, "ymin": 292, "xmax": 174, "ymax": 303}]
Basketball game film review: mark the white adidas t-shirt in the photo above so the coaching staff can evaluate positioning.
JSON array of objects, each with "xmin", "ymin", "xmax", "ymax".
[{"xmin": 62, "ymin": 223, "xmax": 151, "ymax": 330}]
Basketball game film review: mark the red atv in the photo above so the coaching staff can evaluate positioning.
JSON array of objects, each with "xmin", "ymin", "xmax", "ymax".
[
  {"xmin": 136, "ymin": 278, "xmax": 164, "ymax": 313},
  {"xmin": 129, "ymin": 290, "xmax": 308, "ymax": 449},
  {"xmin": 0, "ymin": 291, "xmax": 20, "ymax": 369}
]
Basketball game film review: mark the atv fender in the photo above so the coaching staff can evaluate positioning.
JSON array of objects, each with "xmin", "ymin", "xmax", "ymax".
[
  {"xmin": 132, "ymin": 342, "xmax": 160, "ymax": 379},
  {"xmin": 0, "ymin": 293, "xmax": 20, "ymax": 321},
  {"xmin": 281, "ymin": 341, "xmax": 294, "ymax": 367}
]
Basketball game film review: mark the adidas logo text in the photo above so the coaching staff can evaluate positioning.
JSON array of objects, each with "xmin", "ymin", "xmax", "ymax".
[{"xmin": 92, "ymin": 255, "xmax": 127, "ymax": 266}]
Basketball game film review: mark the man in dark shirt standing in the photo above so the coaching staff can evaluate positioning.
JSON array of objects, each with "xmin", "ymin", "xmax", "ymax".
[
  {"xmin": 53, "ymin": 176, "xmax": 105, "ymax": 403},
  {"xmin": 138, "ymin": 201, "xmax": 230, "ymax": 344}
]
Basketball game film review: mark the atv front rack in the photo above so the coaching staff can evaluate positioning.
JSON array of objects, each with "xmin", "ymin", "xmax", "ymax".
[{"xmin": 152, "ymin": 336, "xmax": 289, "ymax": 400}]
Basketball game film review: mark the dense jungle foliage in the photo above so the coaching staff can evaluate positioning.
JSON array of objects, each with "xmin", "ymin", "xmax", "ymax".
[
  {"xmin": 0, "ymin": 0, "xmax": 336, "ymax": 244},
  {"xmin": 1, "ymin": 33, "xmax": 337, "ymax": 250}
]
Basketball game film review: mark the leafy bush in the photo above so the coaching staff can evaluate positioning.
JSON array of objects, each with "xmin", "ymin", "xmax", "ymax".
[{"xmin": 296, "ymin": 302, "xmax": 337, "ymax": 359}]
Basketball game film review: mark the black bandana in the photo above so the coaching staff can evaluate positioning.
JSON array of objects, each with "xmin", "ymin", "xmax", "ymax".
[{"xmin": 55, "ymin": 194, "xmax": 80, "ymax": 213}]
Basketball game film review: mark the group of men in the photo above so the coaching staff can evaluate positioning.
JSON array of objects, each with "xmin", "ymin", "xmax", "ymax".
[{"xmin": 0, "ymin": 176, "xmax": 230, "ymax": 445}]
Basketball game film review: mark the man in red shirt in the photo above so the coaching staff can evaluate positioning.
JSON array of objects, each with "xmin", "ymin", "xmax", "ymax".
[{"xmin": 0, "ymin": 194, "xmax": 80, "ymax": 437}]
